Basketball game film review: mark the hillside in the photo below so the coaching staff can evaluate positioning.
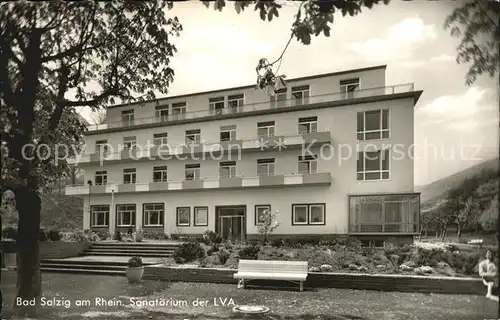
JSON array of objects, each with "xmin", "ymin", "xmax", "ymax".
[{"xmin": 417, "ymin": 157, "xmax": 499, "ymax": 206}]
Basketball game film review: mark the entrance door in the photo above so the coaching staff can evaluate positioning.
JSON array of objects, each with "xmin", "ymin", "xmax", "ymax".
[
  {"xmin": 216, "ymin": 206, "xmax": 246, "ymax": 242},
  {"xmin": 220, "ymin": 216, "xmax": 244, "ymax": 242}
]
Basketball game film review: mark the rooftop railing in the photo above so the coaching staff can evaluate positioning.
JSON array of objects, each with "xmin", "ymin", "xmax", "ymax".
[{"xmin": 87, "ymin": 83, "xmax": 415, "ymax": 132}]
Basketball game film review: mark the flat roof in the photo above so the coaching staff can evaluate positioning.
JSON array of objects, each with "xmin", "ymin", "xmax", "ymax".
[{"xmin": 107, "ymin": 64, "xmax": 387, "ymax": 109}]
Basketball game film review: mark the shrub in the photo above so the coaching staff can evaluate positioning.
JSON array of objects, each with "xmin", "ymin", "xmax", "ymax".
[
  {"xmin": 114, "ymin": 231, "xmax": 122, "ymax": 241},
  {"xmin": 246, "ymin": 239, "xmax": 261, "ymax": 246},
  {"xmin": 202, "ymin": 230, "xmax": 222, "ymax": 246},
  {"xmin": 128, "ymin": 256, "xmax": 143, "ymax": 268},
  {"xmin": 61, "ymin": 229, "xmax": 100, "ymax": 242},
  {"xmin": 39, "ymin": 229, "xmax": 48, "ymax": 241},
  {"xmin": 170, "ymin": 233, "xmax": 180, "ymax": 240},
  {"xmin": 269, "ymin": 238, "xmax": 284, "ymax": 247},
  {"xmin": 173, "ymin": 242, "xmax": 205, "ymax": 264},
  {"xmin": 217, "ymin": 249, "xmax": 231, "ymax": 265},
  {"xmin": 207, "ymin": 245, "xmax": 219, "ymax": 255},
  {"xmin": 47, "ymin": 230, "xmax": 62, "ymax": 241},
  {"xmin": 2, "ymin": 227, "xmax": 17, "ymax": 240},
  {"xmin": 238, "ymin": 245, "xmax": 261, "ymax": 260}
]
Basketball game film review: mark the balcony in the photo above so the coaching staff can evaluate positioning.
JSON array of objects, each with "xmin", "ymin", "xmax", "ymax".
[
  {"xmin": 65, "ymin": 172, "xmax": 332, "ymax": 196},
  {"xmin": 73, "ymin": 131, "xmax": 331, "ymax": 165},
  {"xmin": 87, "ymin": 83, "xmax": 416, "ymax": 132}
]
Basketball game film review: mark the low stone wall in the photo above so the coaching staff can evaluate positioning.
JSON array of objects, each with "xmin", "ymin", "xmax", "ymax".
[
  {"xmin": 143, "ymin": 265, "xmax": 485, "ymax": 295},
  {"xmin": 39, "ymin": 241, "xmax": 91, "ymax": 259}
]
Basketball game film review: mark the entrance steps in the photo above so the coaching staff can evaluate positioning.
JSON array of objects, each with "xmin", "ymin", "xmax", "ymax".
[
  {"xmin": 81, "ymin": 242, "xmax": 180, "ymax": 257},
  {"xmin": 40, "ymin": 241, "xmax": 181, "ymax": 275}
]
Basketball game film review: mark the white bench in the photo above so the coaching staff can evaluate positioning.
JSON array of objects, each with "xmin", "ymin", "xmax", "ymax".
[
  {"xmin": 233, "ymin": 259, "xmax": 308, "ymax": 291},
  {"xmin": 468, "ymin": 239, "xmax": 483, "ymax": 246}
]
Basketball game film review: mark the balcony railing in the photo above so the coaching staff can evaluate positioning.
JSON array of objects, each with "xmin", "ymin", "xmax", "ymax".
[
  {"xmin": 72, "ymin": 131, "xmax": 331, "ymax": 164},
  {"xmin": 87, "ymin": 83, "xmax": 415, "ymax": 132},
  {"xmin": 65, "ymin": 172, "xmax": 332, "ymax": 195}
]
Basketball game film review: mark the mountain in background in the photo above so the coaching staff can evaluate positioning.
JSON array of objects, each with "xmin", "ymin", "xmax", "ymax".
[{"xmin": 416, "ymin": 157, "xmax": 499, "ymax": 206}]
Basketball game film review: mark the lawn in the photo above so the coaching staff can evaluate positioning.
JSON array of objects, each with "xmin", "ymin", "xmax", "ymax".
[{"xmin": 1, "ymin": 271, "xmax": 497, "ymax": 320}]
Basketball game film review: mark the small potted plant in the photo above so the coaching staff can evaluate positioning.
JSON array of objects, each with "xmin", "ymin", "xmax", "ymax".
[
  {"xmin": 133, "ymin": 230, "xmax": 143, "ymax": 242},
  {"xmin": 126, "ymin": 256, "xmax": 144, "ymax": 283}
]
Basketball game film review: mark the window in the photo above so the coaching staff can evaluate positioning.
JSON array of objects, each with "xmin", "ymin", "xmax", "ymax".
[
  {"xmin": 257, "ymin": 158, "xmax": 275, "ymax": 176},
  {"xmin": 143, "ymin": 203, "xmax": 164, "ymax": 226},
  {"xmin": 257, "ymin": 121, "xmax": 275, "ymax": 137},
  {"xmin": 298, "ymin": 155, "xmax": 318, "ymax": 174},
  {"xmin": 153, "ymin": 166, "xmax": 168, "ymax": 182},
  {"xmin": 357, "ymin": 110, "xmax": 390, "ymax": 140},
  {"xmin": 349, "ymin": 194, "xmax": 420, "ymax": 233},
  {"xmin": 153, "ymin": 132, "xmax": 168, "ymax": 146},
  {"xmin": 95, "ymin": 171, "xmax": 107, "ymax": 186},
  {"xmin": 123, "ymin": 136, "xmax": 136, "ymax": 150},
  {"xmin": 340, "ymin": 78, "xmax": 360, "ymax": 99},
  {"xmin": 185, "ymin": 129, "xmax": 201, "ymax": 145},
  {"xmin": 209, "ymin": 97, "xmax": 225, "ymax": 114},
  {"xmin": 228, "ymin": 94, "xmax": 244, "ymax": 108},
  {"xmin": 292, "ymin": 205, "xmax": 307, "ymax": 225},
  {"xmin": 116, "ymin": 204, "xmax": 136, "ymax": 227},
  {"xmin": 292, "ymin": 85, "xmax": 310, "ymax": 104},
  {"xmin": 271, "ymin": 88, "xmax": 287, "ymax": 101},
  {"xmin": 176, "ymin": 207, "xmax": 190, "ymax": 226},
  {"xmin": 298, "ymin": 117, "xmax": 318, "ymax": 134},
  {"xmin": 123, "ymin": 168, "xmax": 136, "ymax": 184},
  {"xmin": 155, "ymin": 105, "xmax": 169, "ymax": 120},
  {"xmin": 91, "ymin": 205, "xmax": 109, "ymax": 227},
  {"xmin": 185, "ymin": 164, "xmax": 200, "ymax": 180},
  {"xmin": 121, "ymin": 109, "xmax": 134, "ymax": 122},
  {"xmin": 292, "ymin": 204, "xmax": 326, "ymax": 225},
  {"xmin": 219, "ymin": 161, "xmax": 236, "ymax": 178},
  {"xmin": 220, "ymin": 125, "xmax": 236, "ymax": 142},
  {"xmin": 357, "ymin": 149, "xmax": 390, "ymax": 181},
  {"xmin": 194, "ymin": 207, "xmax": 208, "ymax": 226},
  {"xmin": 95, "ymin": 140, "xmax": 108, "ymax": 154},
  {"xmin": 255, "ymin": 205, "xmax": 271, "ymax": 225},
  {"xmin": 172, "ymin": 102, "xmax": 187, "ymax": 114}
]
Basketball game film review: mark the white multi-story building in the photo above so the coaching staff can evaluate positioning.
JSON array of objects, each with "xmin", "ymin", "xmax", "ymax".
[{"xmin": 66, "ymin": 65, "xmax": 422, "ymax": 245}]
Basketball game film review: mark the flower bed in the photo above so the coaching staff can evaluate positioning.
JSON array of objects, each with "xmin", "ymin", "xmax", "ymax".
[{"xmin": 163, "ymin": 238, "xmax": 495, "ymax": 278}]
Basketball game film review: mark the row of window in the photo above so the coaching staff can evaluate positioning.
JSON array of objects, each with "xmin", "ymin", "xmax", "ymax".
[
  {"xmin": 97, "ymin": 108, "xmax": 390, "ymax": 155},
  {"xmin": 119, "ymin": 78, "xmax": 363, "ymax": 123},
  {"xmin": 94, "ymin": 155, "xmax": 319, "ymax": 185},
  {"xmin": 93, "ymin": 148, "xmax": 391, "ymax": 185},
  {"xmin": 90, "ymin": 203, "xmax": 326, "ymax": 227},
  {"xmin": 95, "ymin": 117, "xmax": 319, "ymax": 153}
]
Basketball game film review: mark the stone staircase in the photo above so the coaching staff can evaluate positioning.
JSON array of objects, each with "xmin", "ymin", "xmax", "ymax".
[
  {"xmin": 81, "ymin": 242, "xmax": 179, "ymax": 258},
  {"xmin": 40, "ymin": 242, "xmax": 181, "ymax": 275}
]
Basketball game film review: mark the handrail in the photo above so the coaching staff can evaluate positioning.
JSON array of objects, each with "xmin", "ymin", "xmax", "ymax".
[
  {"xmin": 65, "ymin": 172, "xmax": 329, "ymax": 187},
  {"xmin": 87, "ymin": 83, "xmax": 415, "ymax": 132},
  {"xmin": 77, "ymin": 130, "xmax": 330, "ymax": 157}
]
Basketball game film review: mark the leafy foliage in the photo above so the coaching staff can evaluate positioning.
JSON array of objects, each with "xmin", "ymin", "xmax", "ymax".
[
  {"xmin": 202, "ymin": 230, "xmax": 223, "ymax": 246},
  {"xmin": 127, "ymin": 256, "xmax": 143, "ymax": 268},
  {"xmin": 47, "ymin": 230, "xmax": 62, "ymax": 241},
  {"xmin": 217, "ymin": 249, "xmax": 231, "ymax": 265},
  {"xmin": 256, "ymin": 208, "xmax": 280, "ymax": 242},
  {"xmin": 479, "ymin": 195, "xmax": 499, "ymax": 232},
  {"xmin": 238, "ymin": 244, "xmax": 261, "ymax": 260},
  {"xmin": 173, "ymin": 242, "xmax": 206, "ymax": 264},
  {"xmin": 444, "ymin": 0, "xmax": 500, "ymax": 85}
]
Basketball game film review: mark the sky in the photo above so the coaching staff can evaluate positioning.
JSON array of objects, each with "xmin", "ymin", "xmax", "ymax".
[{"xmin": 78, "ymin": 1, "xmax": 499, "ymax": 186}]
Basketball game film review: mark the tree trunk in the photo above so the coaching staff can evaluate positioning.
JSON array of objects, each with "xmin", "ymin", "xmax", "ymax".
[
  {"xmin": 15, "ymin": 187, "xmax": 42, "ymax": 317},
  {"xmin": 441, "ymin": 224, "xmax": 448, "ymax": 242},
  {"xmin": 457, "ymin": 224, "xmax": 462, "ymax": 239}
]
